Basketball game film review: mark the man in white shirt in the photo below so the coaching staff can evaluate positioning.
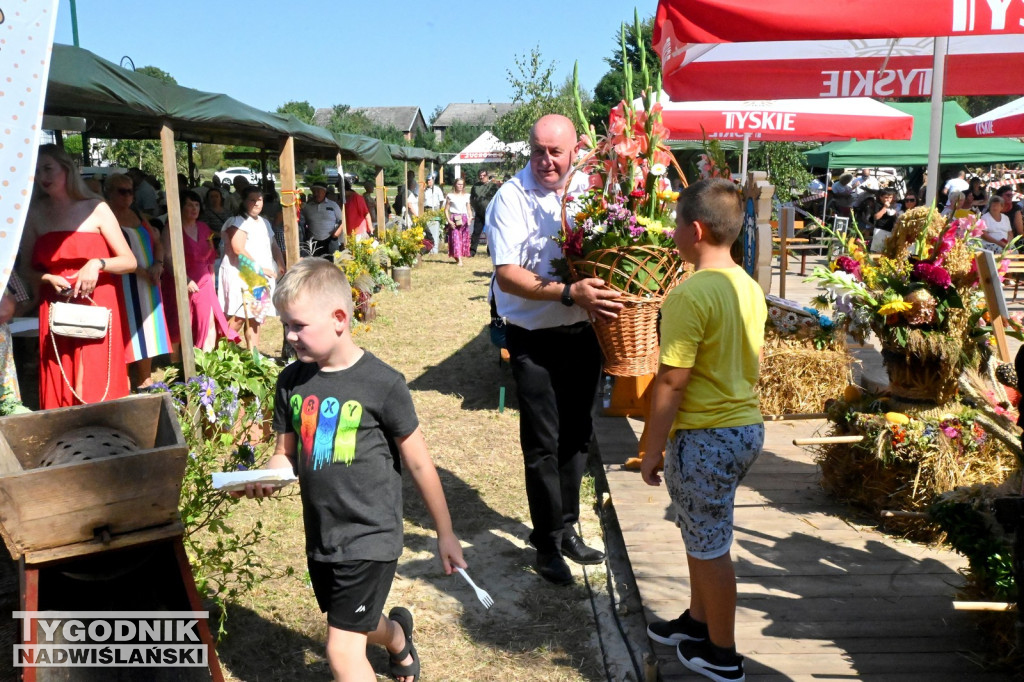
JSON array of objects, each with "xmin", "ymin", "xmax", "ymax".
[
  {"xmin": 422, "ymin": 174, "xmax": 444, "ymax": 211},
  {"xmin": 942, "ymin": 169, "xmax": 969, "ymax": 207},
  {"xmin": 298, "ymin": 184, "xmax": 342, "ymax": 257},
  {"xmin": 488, "ymin": 114, "xmax": 622, "ymax": 585}
]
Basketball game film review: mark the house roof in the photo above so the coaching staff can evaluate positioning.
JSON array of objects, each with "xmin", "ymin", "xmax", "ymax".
[
  {"xmin": 312, "ymin": 106, "xmax": 425, "ymax": 133},
  {"xmin": 432, "ymin": 103, "xmax": 517, "ymax": 129}
]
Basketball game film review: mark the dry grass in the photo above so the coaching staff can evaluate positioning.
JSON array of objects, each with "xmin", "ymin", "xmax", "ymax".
[{"xmin": 213, "ymin": 253, "xmax": 607, "ymax": 681}]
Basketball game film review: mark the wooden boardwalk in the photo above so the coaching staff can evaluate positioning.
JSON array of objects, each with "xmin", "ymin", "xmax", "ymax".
[{"xmin": 595, "ymin": 414, "xmax": 1014, "ymax": 681}]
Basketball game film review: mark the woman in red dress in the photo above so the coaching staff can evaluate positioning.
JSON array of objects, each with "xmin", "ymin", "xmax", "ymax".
[{"xmin": 21, "ymin": 145, "xmax": 137, "ymax": 408}]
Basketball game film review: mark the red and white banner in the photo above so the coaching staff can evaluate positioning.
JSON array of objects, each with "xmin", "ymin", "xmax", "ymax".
[
  {"xmin": 0, "ymin": 0, "xmax": 60, "ymax": 294},
  {"xmin": 648, "ymin": 96, "xmax": 913, "ymax": 142},
  {"xmin": 956, "ymin": 96, "xmax": 1024, "ymax": 137},
  {"xmin": 656, "ymin": 36, "xmax": 1024, "ymax": 101},
  {"xmin": 655, "ymin": 0, "xmax": 1024, "ymax": 46}
]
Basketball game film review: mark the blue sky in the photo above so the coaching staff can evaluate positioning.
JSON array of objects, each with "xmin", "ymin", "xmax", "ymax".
[{"xmin": 54, "ymin": 1, "xmax": 654, "ymax": 121}]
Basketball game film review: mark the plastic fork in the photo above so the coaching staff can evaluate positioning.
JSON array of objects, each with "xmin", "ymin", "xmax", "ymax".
[{"xmin": 455, "ymin": 567, "xmax": 494, "ymax": 609}]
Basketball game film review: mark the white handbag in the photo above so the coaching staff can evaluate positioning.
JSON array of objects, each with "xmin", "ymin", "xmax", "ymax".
[
  {"xmin": 48, "ymin": 296, "xmax": 113, "ymax": 404},
  {"xmin": 49, "ymin": 299, "xmax": 110, "ymax": 339}
]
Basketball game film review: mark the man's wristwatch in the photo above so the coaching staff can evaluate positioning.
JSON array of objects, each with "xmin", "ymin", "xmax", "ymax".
[{"xmin": 561, "ymin": 282, "xmax": 575, "ymax": 307}]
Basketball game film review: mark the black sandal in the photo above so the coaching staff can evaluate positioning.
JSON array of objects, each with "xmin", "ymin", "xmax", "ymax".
[{"xmin": 387, "ymin": 607, "xmax": 420, "ymax": 682}]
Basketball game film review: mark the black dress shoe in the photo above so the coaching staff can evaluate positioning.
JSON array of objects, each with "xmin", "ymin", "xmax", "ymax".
[
  {"xmin": 535, "ymin": 552, "xmax": 573, "ymax": 585},
  {"xmin": 561, "ymin": 531, "xmax": 605, "ymax": 565}
]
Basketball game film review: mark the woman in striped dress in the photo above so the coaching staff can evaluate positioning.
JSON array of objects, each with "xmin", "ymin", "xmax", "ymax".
[{"xmin": 105, "ymin": 173, "xmax": 171, "ymax": 389}]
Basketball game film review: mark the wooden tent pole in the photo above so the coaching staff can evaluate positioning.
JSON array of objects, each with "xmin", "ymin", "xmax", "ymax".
[
  {"xmin": 417, "ymin": 160, "xmax": 426, "ymax": 215},
  {"xmin": 159, "ymin": 124, "xmax": 196, "ymax": 379},
  {"xmin": 186, "ymin": 142, "xmax": 195, "ymax": 186},
  {"xmin": 338, "ymin": 152, "xmax": 347, "ymax": 247},
  {"xmin": 375, "ymin": 168, "xmax": 386, "ymax": 238},
  {"xmin": 280, "ymin": 136, "xmax": 300, "ymax": 267}
]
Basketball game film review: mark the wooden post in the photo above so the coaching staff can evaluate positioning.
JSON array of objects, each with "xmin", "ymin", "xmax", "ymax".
[
  {"xmin": 159, "ymin": 124, "xmax": 196, "ymax": 379},
  {"xmin": 279, "ymin": 136, "xmax": 300, "ymax": 267},
  {"xmin": 337, "ymin": 153, "xmax": 348, "ymax": 247},
  {"xmin": 439, "ymin": 164, "xmax": 444, "ymax": 186},
  {"xmin": 375, "ymin": 168, "xmax": 386, "ymax": 238},
  {"xmin": 186, "ymin": 142, "xmax": 195, "ymax": 186},
  {"xmin": 779, "ymin": 206, "xmax": 794, "ymax": 299},
  {"xmin": 418, "ymin": 160, "xmax": 426, "ymax": 215}
]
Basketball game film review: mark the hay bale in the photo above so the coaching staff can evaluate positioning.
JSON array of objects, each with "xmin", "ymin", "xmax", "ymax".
[
  {"xmin": 757, "ymin": 345, "xmax": 850, "ymax": 415},
  {"xmin": 758, "ymin": 295, "xmax": 850, "ymax": 416},
  {"xmin": 816, "ymin": 399, "xmax": 1021, "ymax": 541}
]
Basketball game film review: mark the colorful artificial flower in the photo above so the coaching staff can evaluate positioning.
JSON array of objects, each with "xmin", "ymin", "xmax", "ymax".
[{"xmin": 878, "ymin": 300, "xmax": 913, "ymax": 316}]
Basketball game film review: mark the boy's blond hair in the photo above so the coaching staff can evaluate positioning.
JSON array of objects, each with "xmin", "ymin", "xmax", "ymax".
[
  {"xmin": 679, "ymin": 178, "xmax": 744, "ymax": 246},
  {"xmin": 273, "ymin": 257, "xmax": 354, "ymax": 319}
]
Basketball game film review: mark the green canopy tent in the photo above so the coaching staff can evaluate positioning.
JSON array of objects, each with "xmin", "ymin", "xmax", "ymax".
[
  {"xmin": 46, "ymin": 44, "xmax": 387, "ymax": 164},
  {"xmin": 43, "ymin": 43, "xmax": 391, "ymax": 376},
  {"xmin": 804, "ymin": 101, "xmax": 1024, "ymax": 168},
  {"xmin": 386, "ymin": 144, "xmax": 441, "ymax": 163}
]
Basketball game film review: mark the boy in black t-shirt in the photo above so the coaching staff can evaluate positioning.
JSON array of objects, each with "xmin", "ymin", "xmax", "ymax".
[{"xmin": 235, "ymin": 258, "xmax": 465, "ymax": 682}]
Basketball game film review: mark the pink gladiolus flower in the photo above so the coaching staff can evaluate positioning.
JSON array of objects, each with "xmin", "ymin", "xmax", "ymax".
[
  {"xmin": 614, "ymin": 138, "xmax": 641, "ymax": 158},
  {"xmin": 588, "ymin": 174, "xmax": 604, "ymax": 189},
  {"xmin": 970, "ymin": 217, "xmax": 986, "ymax": 238}
]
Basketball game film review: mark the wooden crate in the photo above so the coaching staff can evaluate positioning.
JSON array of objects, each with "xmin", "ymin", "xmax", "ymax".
[{"xmin": 0, "ymin": 393, "xmax": 187, "ymax": 562}]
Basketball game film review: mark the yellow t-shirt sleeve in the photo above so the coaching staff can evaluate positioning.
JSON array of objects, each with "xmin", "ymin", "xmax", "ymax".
[{"xmin": 659, "ymin": 288, "xmax": 704, "ymax": 369}]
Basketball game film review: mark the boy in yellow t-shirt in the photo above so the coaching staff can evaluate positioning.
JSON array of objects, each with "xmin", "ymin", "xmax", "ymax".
[{"xmin": 641, "ymin": 178, "xmax": 767, "ymax": 682}]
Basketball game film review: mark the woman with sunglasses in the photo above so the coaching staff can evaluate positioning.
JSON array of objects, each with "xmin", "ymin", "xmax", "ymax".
[
  {"xmin": 896, "ymin": 192, "xmax": 918, "ymax": 219},
  {"xmin": 104, "ymin": 173, "xmax": 171, "ymax": 389},
  {"xmin": 21, "ymin": 145, "xmax": 136, "ymax": 408}
]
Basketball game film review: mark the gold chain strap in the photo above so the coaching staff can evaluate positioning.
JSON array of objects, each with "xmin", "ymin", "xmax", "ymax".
[{"xmin": 48, "ymin": 303, "xmax": 113, "ymax": 405}]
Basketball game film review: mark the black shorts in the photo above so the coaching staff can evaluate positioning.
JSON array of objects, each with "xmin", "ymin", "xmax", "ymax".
[{"xmin": 307, "ymin": 559, "xmax": 398, "ymax": 632}]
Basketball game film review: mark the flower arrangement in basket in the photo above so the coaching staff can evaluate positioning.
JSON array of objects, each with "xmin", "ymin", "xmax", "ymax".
[
  {"xmin": 554, "ymin": 21, "xmax": 687, "ymax": 376},
  {"xmin": 334, "ymin": 238, "xmax": 396, "ymax": 322},
  {"xmin": 808, "ymin": 208, "xmax": 1003, "ymax": 404},
  {"xmin": 383, "ymin": 224, "xmax": 425, "ymax": 268}
]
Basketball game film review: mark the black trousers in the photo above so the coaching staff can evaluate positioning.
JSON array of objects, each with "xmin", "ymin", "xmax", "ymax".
[
  {"xmin": 506, "ymin": 322, "xmax": 602, "ymax": 554},
  {"xmin": 470, "ymin": 215, "xmax": 486, "ymax": 255}
]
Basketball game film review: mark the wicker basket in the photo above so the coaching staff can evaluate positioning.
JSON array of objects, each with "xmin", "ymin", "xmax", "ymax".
[
  {"xmin": 561, "ymin": 151, "xmax": 688, "ymax": 376},
  {"xmin": 570, "ymin": 248, "xmax": 688, "ymax": 376}
]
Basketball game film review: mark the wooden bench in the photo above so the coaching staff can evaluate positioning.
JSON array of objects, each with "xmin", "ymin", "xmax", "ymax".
[
  {"xmin": 1002, "ymin": 253, "xmax": 1024, "ymax": 301},
  {"xmin": 772, "ymin": 236, "xmax": 819, "ymax": 276}
]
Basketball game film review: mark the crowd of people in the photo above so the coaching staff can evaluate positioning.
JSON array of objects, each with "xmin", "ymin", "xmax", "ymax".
[
  {"xmin": 827, "ymin": 167, "xmax": 1024, "ymax": 253},
  {"xmin": 2, "ymin": 147, "xmax": 508, "ymax": 413},
  {"xmin": 393, "ymin": 169, "xmax": 501, "ymax": 263}
]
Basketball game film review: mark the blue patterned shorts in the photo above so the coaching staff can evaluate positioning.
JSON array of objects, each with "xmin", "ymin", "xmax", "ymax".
[{"xmin": 663, "ymin": 424, "xmax": 764, "ymax": 560}]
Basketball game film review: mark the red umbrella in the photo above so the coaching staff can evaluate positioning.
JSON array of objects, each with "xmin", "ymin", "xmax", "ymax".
[
  {"xmin": 646, "ymin": 94, "xmax": 913, "ymax": 178},
  {"xmin": 653, "ymin": 96, "xmax": 914, "ymax": 142},
  {"xmin": 655, "ymin": 37, "xmax": 1024, "ymax": 101},
  {"xmin": 956, "ymin": 97, "xmax": 1024, "ymax": 138},
  {"xmin": 653, "ymin": 0, "xmax": 1024, "ymax": 204},
  {"xmin": 655, "ymin": 0, "xmax": 1024, "ymax": 44}
]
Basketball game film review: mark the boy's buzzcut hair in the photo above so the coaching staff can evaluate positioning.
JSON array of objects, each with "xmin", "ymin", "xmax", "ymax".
[
  {"xmin": 679, "ymin": 178, "xmax": 744, "ymax": 245},
  {"xmin": 273, "ymin": 257, "xmax": 354, "ymax": 318}
]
